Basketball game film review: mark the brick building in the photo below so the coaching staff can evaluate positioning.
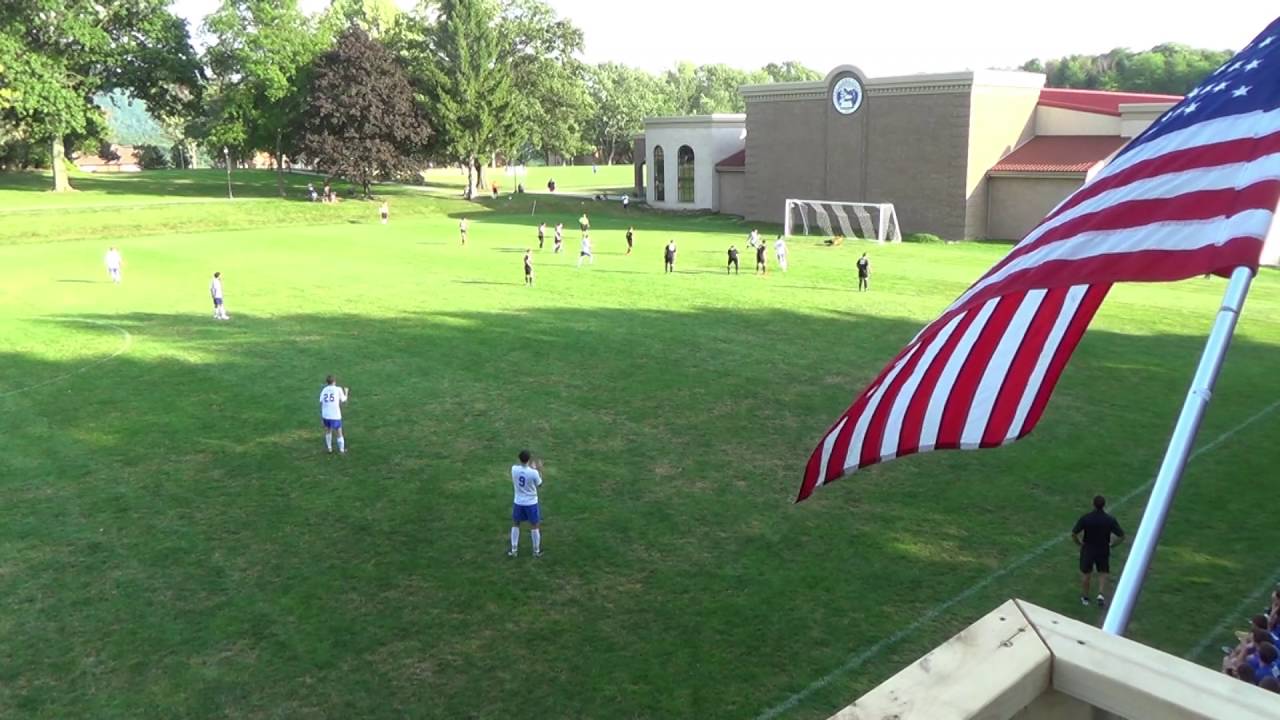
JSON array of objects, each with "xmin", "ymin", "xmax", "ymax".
[{"xmin": 634, "ymin": 66, "xmax": 1179, "ymax": 240}]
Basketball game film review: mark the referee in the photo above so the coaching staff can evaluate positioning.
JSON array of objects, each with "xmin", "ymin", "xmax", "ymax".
[{"xmin": 1071, "ymin": 495, "xmax": 1125, "ymax": 608}]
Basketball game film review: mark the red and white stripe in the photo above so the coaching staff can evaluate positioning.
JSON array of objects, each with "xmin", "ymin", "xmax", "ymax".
[{"xmin": 798, "ymin": 114, "xmax": 1280, "ymax": 502}]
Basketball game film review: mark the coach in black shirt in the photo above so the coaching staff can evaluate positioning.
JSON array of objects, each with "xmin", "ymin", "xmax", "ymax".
[{"xmin": 1072, "ymin": 495, "xmax": 1125, "ymax": 609}]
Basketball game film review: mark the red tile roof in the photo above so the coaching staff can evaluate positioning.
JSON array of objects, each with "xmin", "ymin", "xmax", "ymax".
[
  {"xmin": 716, "ymin": 149, "xmax": 746, "ymax": 169},
  {"xmin": 1038, "ymin": 88, "xmax": 1182, "ymax": 117},
  {"xmin": 989, "ymin": 135, "xmax": 1128, "ymax": 174}
]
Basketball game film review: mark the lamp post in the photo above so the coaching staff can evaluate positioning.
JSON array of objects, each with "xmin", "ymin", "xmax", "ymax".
[{"xmin": 223, "ymin": 146, "xmax": 233, "ymax": 200}]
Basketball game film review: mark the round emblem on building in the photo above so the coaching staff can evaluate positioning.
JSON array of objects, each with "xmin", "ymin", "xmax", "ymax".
[{"xmin": 831, "ymin": 76, "xmax": 864, "ymax": 115}]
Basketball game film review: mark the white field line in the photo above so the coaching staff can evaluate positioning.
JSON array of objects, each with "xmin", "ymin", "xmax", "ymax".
[
  {"xmin": 755, "ymin": 398, "xmax": 1280, "ymax": 720},
  {"xmin": 1184, "ymin": 562, "xmax": 1280, "ymax": 660},
  {"xmin": 0, "ymin": 319, "xmax": 133, "ymax": 398}
]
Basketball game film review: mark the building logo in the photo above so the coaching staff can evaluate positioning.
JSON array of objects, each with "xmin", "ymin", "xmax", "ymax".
[{"xmin": 832, "ymin": 76, "xmax": 864, "ymax": 115}]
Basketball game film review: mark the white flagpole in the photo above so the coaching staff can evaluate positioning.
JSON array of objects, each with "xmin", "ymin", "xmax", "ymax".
[{"xmin": 1103, "ymin": 265, "xmax": 1255, "ymax": 636}]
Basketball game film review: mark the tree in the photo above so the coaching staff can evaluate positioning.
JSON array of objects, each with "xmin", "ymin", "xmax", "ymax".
[
  {"xmin": 762, "ymin": 61, "xmax": 822, "ymax": 83},
  {"xmin": 495, "ymin": 0, "xmax": 591, "ymax": 162},
  {"xmin": 135, "ymin": 144, "xmax": 170, "ymax": 169},
  {"xmin": 402, "ymin": 0, "xmax": 516, "ymax": 197},
  {"xmin": 96, "ymin": 141, "xmax": 121, "ymax": 164},
  {"xmin": 662, "ymin": 62, "xmax": 769, "ymax": 115},
  {"xmin": 203, "ymin": 0, "xmax": 327, "ymax": 196},
  {"xmin": 320, "ymin": 0, "xmax": 401, "ymax": 39},
  {"xmin": 0, "ymin": 0, "xmax": 201, "ymax": 191},
  {"xmin": 1020, "ymin": 43, "xmax": 1233, "ymax": 95},
  {"xmin": 295, "ymin": 26, "xmax": 430, "ymax": 198},
  {"xmin": 585, "ymin": 63, "xmax": 667, "ymax": 164}
]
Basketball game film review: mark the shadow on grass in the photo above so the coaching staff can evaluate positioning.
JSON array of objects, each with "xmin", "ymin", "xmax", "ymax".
[{"xmin": 1, "ymin": 306, "xmax": 1277, "ymax": 719}]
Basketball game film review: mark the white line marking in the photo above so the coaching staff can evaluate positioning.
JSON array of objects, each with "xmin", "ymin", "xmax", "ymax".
[
  {"xmin": 756, "ymin": 398, "xmax": 1280, "ymax": 720},
  {"xmin": 1184, "ymin": 562, "xmax": 1280, "ymax": 661},
  {"xmin": 0, "ymin": 318, "xmax": 133, "ymax": 398}
]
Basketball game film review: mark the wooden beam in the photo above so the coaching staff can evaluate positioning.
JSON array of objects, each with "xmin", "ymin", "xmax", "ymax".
[
  {"xmin": 828, "ymin": 600, "xmax": 1051, "ymax": 720},
  {"xmin": 1018, "ymin": 600, "xmax": 1279, "ymax": 720}
]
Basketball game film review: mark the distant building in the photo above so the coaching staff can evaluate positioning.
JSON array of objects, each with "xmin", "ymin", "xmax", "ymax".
[
  {"xmin": 74, "ymin": 144, "xmax": 141, "ymax": 173},
  {"xmin": 635, "ymin": 67, "xmax": 1179, "ymax": 240}
]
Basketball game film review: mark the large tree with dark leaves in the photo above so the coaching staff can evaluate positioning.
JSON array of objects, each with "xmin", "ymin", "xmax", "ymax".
[
  {"xmin": 295, "ymin": 26, "xmax": 429, "ymax": 198},
  {"xmin": 0, "ymin": 0, "xmax": 201, "ymax": 191}
]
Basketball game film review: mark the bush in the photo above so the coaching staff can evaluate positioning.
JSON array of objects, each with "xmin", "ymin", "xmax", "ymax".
[
  {"xmin": 903, "ymin": 232, "xmax": 945, "ymax": 244},
  {"xmin": 136, "ymin": 144, "xmax": 169, "ymax": 170}
]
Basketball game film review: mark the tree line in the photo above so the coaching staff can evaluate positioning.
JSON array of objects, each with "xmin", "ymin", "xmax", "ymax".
[
  {"xmin": 1, "ymin": 0, "xmax": 825, "ymax": 195},
  {"xmin": 1020, "ymin": 43, "xmax": 1233, "ymax": 95}
]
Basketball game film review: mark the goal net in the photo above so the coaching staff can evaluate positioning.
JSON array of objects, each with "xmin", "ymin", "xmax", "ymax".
[{"xmin": 784, "ymin": 199, "xmax": 901, "ymax": 243}]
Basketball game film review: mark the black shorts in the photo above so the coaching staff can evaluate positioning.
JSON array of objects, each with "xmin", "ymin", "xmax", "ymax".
[{"xmin": 1079, "ymin": 548, "xmax": 1110, "ymax": 574}]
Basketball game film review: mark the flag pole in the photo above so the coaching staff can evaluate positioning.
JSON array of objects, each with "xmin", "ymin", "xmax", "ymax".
[{"xmin": 1102, "ymin": 265, "xmax": 1255, "ymax": 636}]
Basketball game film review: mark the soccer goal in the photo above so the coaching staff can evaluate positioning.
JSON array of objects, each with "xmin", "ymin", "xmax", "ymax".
[{"xmin": 784, "ymin": 199, "xmax": 902, "ymax": 243}]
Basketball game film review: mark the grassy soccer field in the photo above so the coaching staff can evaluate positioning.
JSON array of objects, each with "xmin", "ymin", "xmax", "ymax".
[{"xmin": 1, "ymin": 169, "xmax": 1278, "ymax": 719}]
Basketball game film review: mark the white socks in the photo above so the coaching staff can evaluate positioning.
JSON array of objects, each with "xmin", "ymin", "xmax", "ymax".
[
  {"xmin": 510, "ymin": 527, "xmax": 520, "ymax": 551},
  {"xmin": 531, "ymin": 529, "xmax": 541, "ymax": 553},
  {"xmin": 337, "ymin": 436, "xmax": 345, "ymax": 452},
  {"xmin": 325, "ymin": 432, "xmax": 333, "ymax": 451}
]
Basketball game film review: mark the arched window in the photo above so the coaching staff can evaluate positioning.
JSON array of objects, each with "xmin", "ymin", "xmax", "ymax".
[
  {"xmin": 677, "ymin": 145, "xmax": 695, "ymax": 203},
  {"xmin": 653, "ymin": 146, "xmax": 665, "ymax": 202}
]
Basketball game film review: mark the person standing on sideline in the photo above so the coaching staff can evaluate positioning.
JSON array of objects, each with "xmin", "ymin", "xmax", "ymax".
[
  {"xmin": 625, "ymin": 226, "xmax": 634, "ymax": 256},
  {"xmin": 209, "ymin": 271, "xmax": 229, "ymax": 320},
  {"xmin": 459, "ymin": 217, "xmax": 468, "ymax": 245},
  {"xmin": 104, "ymin": 246, "xmax": 123, "ymax": 284},
  {"xmin": 379, "ymin": 201, "xmax": 389, "ymax": 224},
  {"xmin": 755, "ymin": 240, "xmax": 767, "ymax": 275},
  {"xmin": 727, "ymin": 244, "xmax": 739, "ymax": 274},
  {"xmin": 664, "ymin": 239, "xmax": 677, "ymax": 273},
  {"xmin": 577, "ymin": 232, "xmax": 594, "ymax": 268},
  {"xmin": 537, "ymin": 222, "xmax": 546, "ymax": 250},
  {"xmin": 553, "ymin": 222, "xmax": 564, "ymax": 253},
  {"xmin": 622, "ymin": 194, "xmax": 630, "ymax": 211},
  {"xmin": 856, "ymin": 252, "xmax": 871, "ymax": 291},
  {"xmin": 319, "ymin": 374, "xmax": 350, "ymax": 454},
  {"xmin": 509, "ymin": 449, "xmax": 544, "ymax": 558},
  {"xmin": 1072, "ymin": 495, "xmax": 1125, "ymax": 608},
  {"xmin": 775, "ymin": 235, "xmax": 788, "ymax": 272},
  {"xmin": 523, "ymin": 249, "xmax": 534, "ymax": 286}
]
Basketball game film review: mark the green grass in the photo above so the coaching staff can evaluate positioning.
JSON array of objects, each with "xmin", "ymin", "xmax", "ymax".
[
  {"xmin": 1, "ymin": 170, "xmax": 1278, "ymax": 719},
  {"xmin": 421, "ymin": 163, "xmax": 634, "ymax": 196}
]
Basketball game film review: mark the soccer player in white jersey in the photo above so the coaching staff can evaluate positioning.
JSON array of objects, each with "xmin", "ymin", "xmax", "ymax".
[
  {"xmin": 775, "ymin": 235, "xmax": 788, "ymax": 272},
  {"xmin": 577, "ymin": 232, "xmax": 593, "ymax": 268},
  {"xmin": 319, "ymin": 374, "xmax": 350, "ymax": 454},
  {"xmin": 104, "ymin": 247, "xmax": 123, "ymax": 283},
  {"xmin": 508, "ymin": 449, "xmax": 543, "ymax": 558},
  {"xmin": 209, "ymin": 271, "xmax": 229, "ymax": 320}
]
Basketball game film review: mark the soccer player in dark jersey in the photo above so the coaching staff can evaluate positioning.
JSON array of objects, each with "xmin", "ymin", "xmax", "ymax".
[
  {"xmin": 727, "ymin": 245, "xmax": 739, "ymax": 274},
  {"xmin": 664, "ymin": 240, "xmax": 677, "ymax": 273},
  {"xmin": 1072, "ymin": 495, "xmax": 1125, "ymax": 608},
  {"xmin": 537, "ymin": 222, "xmax": 546, "ymax": 250},
  {"xmin": 523, "ymin": 249, "xmax": 534, "ymax": 286},
  {"xmin": 857, "ymin": 253, "xmax": 871, "ymax": 291},
  {"xmin": 755, "ymin": 242, "xmax": 767, "ymax": 275},
  {"xmin": 625, "ymin": 226, "xmax": 634, "ymax": 256}
]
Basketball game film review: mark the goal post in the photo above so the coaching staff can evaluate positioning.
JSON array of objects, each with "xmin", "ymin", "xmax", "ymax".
[{"xmin": 784, "ymin": 199, "xmax": 902, "ymax": 243}]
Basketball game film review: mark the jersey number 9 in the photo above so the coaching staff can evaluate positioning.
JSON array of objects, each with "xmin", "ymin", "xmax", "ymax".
[{"xmin": 518, "ymin": 475, "xmax": 526, "ymax": 488}]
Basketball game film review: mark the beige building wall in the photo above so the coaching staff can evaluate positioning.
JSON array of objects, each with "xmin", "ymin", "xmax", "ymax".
[
  {"xmin": 964, "ymin": 75, "xmax": 1043, "ymax": 238},
  {"xmin": 986, "ymin": 175, "xmax": 1084, "ymax": 240},
  {"xmin": 716, "ymin": 170, "xmax": 746, "ymax": 216},
  {"xmin": 741, "ymin": 89, "xmax": 828, "ymax": 225},
  {"xmin": 1034, "ymin": 105, "xmax": 1119, "ymax": 136},
  {"xmin": 864, "ymin": 80, "xmax": 973, "ymax": 240}
]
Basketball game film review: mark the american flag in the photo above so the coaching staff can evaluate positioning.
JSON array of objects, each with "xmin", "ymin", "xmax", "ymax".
[{"xmin": 798, "ymin": 17, "xmax": 1280, "ymax": 502}]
